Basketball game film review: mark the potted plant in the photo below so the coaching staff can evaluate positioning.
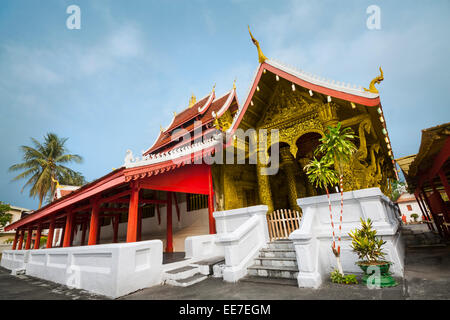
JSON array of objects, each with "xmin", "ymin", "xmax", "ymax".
[
  {"xmin": 348, "ymin": 218, "xmax": 397, "ymax": 287},
  {"xmin": 410, "ymin": 213, "xmax": 419, "ymax": 223}
]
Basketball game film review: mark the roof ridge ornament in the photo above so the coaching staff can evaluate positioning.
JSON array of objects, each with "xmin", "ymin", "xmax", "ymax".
[
  {"xmin": 233, "ymin": 78, "xmax": 236, "ymax": 90},
  {"xmin": 248, "ymin": 25, "xmax": 267, "ymax": 64},
  {"xmin": 364, "ymin": 66, "xmax": 384, "ymax": 94},
  {"xmin": 188, "ymin": 93, "xmax": 196, "ymax": 108},
  {"xmin": 51, "ymin": 176, "xmax": 61, "ymax": 189}
]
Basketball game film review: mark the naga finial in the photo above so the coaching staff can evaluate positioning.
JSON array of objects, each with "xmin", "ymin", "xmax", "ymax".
[
  {"xmin": 188, "ymin": 93, "xmax": 196, "ymax": 108},
  {"xmin": 212, "ymin": 83, "xmax": 216, "ymax": 92},
  {"xmin": 364, "ymin": 67, "xmax": 384, "ymax": 94},
  {"xmin": 233, "ymin": 78, "xmax": 236, "ymax": 90},
  {"xmin": 51, "ymin": 176, "xmax": 60, "ymax": 189},
  {"xmin": 248, "ymin": 25, "xmax": 267, "ymax": 64},
  {"xmin": 160, "ymin": 125, "xmax": 164, "ymax": 132}
]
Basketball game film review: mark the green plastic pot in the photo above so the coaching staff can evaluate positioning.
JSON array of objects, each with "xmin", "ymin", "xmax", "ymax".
[{"xmin": 356, "ymin": 261, "xmax": 397, "ymax": 287}]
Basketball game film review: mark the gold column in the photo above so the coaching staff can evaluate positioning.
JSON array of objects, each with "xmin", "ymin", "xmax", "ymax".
[
  {"xmin": 280, "ymin": 147, "xmax": 301, "ymax": 212},
  {"xmin": 256, "ymin": 150, "xmax": 274, "ymax": 213}
]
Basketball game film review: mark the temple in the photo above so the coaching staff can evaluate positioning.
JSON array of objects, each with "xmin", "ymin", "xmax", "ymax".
[{"xmin": 1, "ymin": 28, "xmax": 402, "ymax": 297}]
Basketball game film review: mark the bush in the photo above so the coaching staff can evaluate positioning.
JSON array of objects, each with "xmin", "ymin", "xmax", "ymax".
[
  {"xmin": 348, "ymin": 218, "xmax": 386, "ymax": 264},
  {"xmin": 4, "ymin": 238, "xmax": 14, "ymax": 244},
  {"xmin": 410, "ymin": 213, "xmax": 419, "ymax": 222},
  {"xmin": 330, "ymin": 269, "xmax": 358, "ymax": 284}
]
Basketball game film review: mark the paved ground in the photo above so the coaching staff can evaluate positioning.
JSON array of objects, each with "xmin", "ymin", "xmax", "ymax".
[
  {"xmin": 0, "ymin": 268, "xmax": 108, "ymax": 300},
  {"xmin": 120, "ymin": 246, "xmax": 449, "ymax": 300},
  {"xmin": 1, "ymin": 225, "xmax": 449, "ymax": 300}
]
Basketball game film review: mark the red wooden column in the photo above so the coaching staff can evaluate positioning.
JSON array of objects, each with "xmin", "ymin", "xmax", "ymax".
[
  {"xmin": 137, "ymin": 207, "xmax": 142, "ymax": 242},
  {"xmin": 25, "ymin": 227, "xmax": 32, "ymax": 250},
  {"xmin": 63, "ymin": 211, "xmax": 74, "ymax": 247},
  {"xmin": 46, "ymin": 216, "xmax": 55, "ymax": 248},
  {"xmin": 126, "ymin": 182, "xmax": 141, "ymax": 243},
  {"xmin": 34, "ymin": 224, "xmax": 42, "ymax": 249},
  {"xmin": 166, "ymin": 191, "xmax": 173, "ymax": 252},
  {"xmin": 88, "ymin": 199, "xmax": 100, "ymax": 245},
  {"xmin": 208, "ymin": 166, "xmax": 216, "ymax": 234},
  {"xmin": 422, "ymin": 189, "xmax": 444, "ymax": 238},
  {"xmin": 12, "ymin": 231, "xmax": 19, "ymax": 250},
  {"xmin": 17, "ymin": 230, "xmax": 25, "ymax": 250},
  {"xmin": 113, "ymin": 216, "xmax": 119, "ymax": 243},
  {"xmin": 415, "ymin": 193, "xmax": 433, "ymax": 231}
]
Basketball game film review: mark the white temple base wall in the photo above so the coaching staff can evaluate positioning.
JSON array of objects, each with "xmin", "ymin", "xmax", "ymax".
[
  {"xmin": 214, "ymin": 205, "xmax": 269, "ymax": 282},
  {"xmin": 1, "ymin": 250, "xmax": 29, "ymax": 271},
  {"xmin": 1, "ymin": 240, "xmax": 163, "ymax": 298},
  {"xmin": 289, "ymin": 187, "xmax": 405, "ymax": 289}
]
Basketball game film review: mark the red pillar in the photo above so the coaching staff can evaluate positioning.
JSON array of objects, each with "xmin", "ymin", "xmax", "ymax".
[
  {"xmin": 113, "ymin": 216, "xmax": 119, "ymax": 243},
  {"xmin": 137, "ymin": 207, "xmax": 142, "ymax": 242},
  {"xmin": 81, "ymin": 220, "xmax": 87, "ymax": 246},
  {"xmin": 208, "ymin": 166, "xmax": 216, "ymax": 234},
  {"xmin": 17, "ymin": 230, "xmax": 25, "ymax": 250},
  {"xmin": 166, "ymin": 191, "xmax": 173, "ymax": 252},
  {"xmin": 12, "ymin": 231, "xmax": 19, "ymax": 250},
  {"xmin": 126, "ymin": 182, "xmax": 140, "ymax": 243},
  {"xmin": 88, "ymin": 200, "xmax": 100, "ymax": 245},
  {"xmin": 422, "ymin": 189, "xmax": 444, "ymax": 238},
  {"xmin": 63, "ymin": 211, "xmax": 74, "ymax": 247},
  {"xmin": 415, "ymin": 193, "xmax": 433, "ymax": 231},
  {"xmin": 46, "ymin": 217, "xmax": 55, "ymax": 248},
  {"xmin": 34, "ymin": 224, "xmax": 42, "ymax": 249},
  {"xmin": 25, "ymin": 227, "xmax": 32, "ymax": 250}
]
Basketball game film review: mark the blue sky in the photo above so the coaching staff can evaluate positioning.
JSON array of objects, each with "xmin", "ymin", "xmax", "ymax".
[{"xmin": 1, "ymin": 0, "xmax": 449, "ymax": 209}]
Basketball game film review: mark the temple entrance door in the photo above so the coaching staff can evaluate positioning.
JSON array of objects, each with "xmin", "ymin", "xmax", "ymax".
[{"xmin": 296, "ymin": 132, "xmax": 323, "ymax": 197}]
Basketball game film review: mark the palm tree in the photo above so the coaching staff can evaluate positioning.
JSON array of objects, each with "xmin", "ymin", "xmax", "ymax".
[
  {"xmin": 9, "ymin": 133, "xmax": 84, "ymax": 209},
  {"xmin": 304, "ymin": 157, "xmax": 341, "ymax": 273},
  {"xmin": 315, "ymin": 122, "xmax": 357, "ymax": 275}
]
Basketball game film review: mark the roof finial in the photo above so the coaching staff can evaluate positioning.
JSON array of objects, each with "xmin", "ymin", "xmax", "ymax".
[
  {"xmin": 233, "ymin": 78, "xmax": 236, "ymax": 90},
  {"xmin": 364, "ymin": 66, "xmax": 384, "ymax": 94},
  {"xmin": 51, "ymin": 176, "xmax": 60, "ymax": 189},
  {"xmin": 188, "ymin": 93, "xmax": 196, "ymax": 108},
  {"xmin": 248, "ymin": 25, "xmax": 267, "ymax": 64},
  {"xmin": 160, "ymin": 125, "xmax": 164, "ymax": 132}
]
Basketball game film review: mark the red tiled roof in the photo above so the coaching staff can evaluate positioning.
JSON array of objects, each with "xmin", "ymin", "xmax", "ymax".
[{"xmin": 144, "ymin": 89, "xmax": 237, "ymax": 156}]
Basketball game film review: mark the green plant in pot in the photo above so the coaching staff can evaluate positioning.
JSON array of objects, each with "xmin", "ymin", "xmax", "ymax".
[{"xmin": 348, "ymin": 218, "xmax": 397, "ymax": 287}]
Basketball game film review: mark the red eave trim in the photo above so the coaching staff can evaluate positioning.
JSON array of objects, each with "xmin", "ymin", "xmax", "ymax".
[
  {"xmin": 228, "ymin": 62, "xmax": 381, "ymax": 147},
  {"xmin": 263, "ymin": 63, "xmax": 381, "ymax": 106},
  {"xmin": 5, "ymin": 169, "xmax": 127, "ymax": 231},
  {"xmin": 124, "ymin": 146, "xmax": 217, "ymax": 182}
]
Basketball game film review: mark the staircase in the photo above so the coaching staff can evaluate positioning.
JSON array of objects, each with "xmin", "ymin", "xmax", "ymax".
[
  {"xmin": 241, "ymin": 239, "xmax": 299, "ymax": 286},
  {"xmin": 163, "ymin": 256, "xmax": 224, "ymax": 287}
]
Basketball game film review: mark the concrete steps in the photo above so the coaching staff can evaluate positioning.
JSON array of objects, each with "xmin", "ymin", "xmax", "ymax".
[
  {"xmin": 240, "ymin": 275, "xmax": 298, "ymax": 287},
  {"xmin": 163, "ymin": 256, "xmax": 224, "ymax": 287},
  {"xmin": 243, "ymin": 240, "xmax": 299, "ymax": 284}
]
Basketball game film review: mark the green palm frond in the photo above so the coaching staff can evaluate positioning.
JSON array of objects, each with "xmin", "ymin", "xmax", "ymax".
[
  {"xmin": 304, "ymin": 157, "xmax": 339, "ymax": 190},
  {"xmin": 9, "ymin": 133, "xmax": 85, "ymax": 208},
  {"xmin": 314, "ymin": 123, "xmax": 357, "ymax": 174}
]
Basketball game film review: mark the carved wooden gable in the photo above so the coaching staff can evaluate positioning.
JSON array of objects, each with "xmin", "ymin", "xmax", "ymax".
[{"xmin": 258, "ymin": 85, "xmax": 320, "ymax": 128}]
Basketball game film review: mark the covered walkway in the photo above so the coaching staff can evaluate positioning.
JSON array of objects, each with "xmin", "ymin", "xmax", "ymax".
[{"xmin": 5, "ymin": 163, "xmax": 216, "ymax": 253}]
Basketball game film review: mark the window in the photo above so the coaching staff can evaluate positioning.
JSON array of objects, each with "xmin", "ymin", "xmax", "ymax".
[
  {"xmin": 407, "ymin": 205, "xmax": 412, "ymax": 211},
  {"xmin": 187, "ymin": 194, "xmax": 208, "ymax": 212}
]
